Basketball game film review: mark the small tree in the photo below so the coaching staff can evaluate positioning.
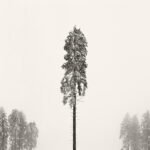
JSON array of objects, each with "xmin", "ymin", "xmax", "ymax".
[
  {"xmin": 141, "ymin": 111, "xmax": 150, "ymax": 150},
  {"xmin": 61, "ymin": 26, "xmax": 88, "ymax": 150},
  {"xmin": 8, "ymin": 109, "xmax": 20, "ymax": 150},
  {"xmin": 8, "ymin": 109, "xmax": 27, "ymax": 150},
  {"xmin": 0, "ymin": 107, "xmax": 8, "ymax": 150},
  {"xmin": 120, "ymin": 114, "xmax": 141, "ymax": 150},
  {"xmin": 17, "ymin": 111, "xmax": 27, "ymax": 150},
  {"xmin": 25, "ymin": 122, "xmax": 38, "ymax": 150},
  {"xmin": 120, "ymin": 113, "xmax": 131, "ymax": 150},
  {"xmin": 130, "ymin": 115, "xmax": 141, "ymax": 150}
]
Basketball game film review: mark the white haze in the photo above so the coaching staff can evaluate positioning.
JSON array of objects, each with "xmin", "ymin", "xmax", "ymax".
[{"xmin": 0, "ymin": 0, "xmax": 150, "ymax": 150}]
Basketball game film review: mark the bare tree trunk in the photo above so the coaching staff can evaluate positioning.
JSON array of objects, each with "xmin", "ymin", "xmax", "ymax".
[{"xmin": 73, "ymin": 95, "xmax": 76, "ymax": 150}]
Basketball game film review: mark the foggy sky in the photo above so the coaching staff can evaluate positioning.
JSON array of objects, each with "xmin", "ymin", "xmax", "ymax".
[{"xmin": 0, "ymin": 0, "xmax": 150, "ymax": 150}]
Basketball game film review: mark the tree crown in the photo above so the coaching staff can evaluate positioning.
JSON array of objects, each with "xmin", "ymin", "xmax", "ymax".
[{"xmin": 61, "ymin": 26, "xmax": 88, "ymax": 107}]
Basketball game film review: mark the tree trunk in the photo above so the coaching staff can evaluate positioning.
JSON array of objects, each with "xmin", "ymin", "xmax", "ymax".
[{"xmin": 73, "ymin": 98, "xmax": 76, "ymax": 150}]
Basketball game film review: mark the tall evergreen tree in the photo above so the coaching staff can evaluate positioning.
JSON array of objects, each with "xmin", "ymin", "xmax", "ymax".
[
  {"xmin": 141, "ymin": 111, "xmax": 150, "ymax": 150},
  {"xmin": 0, "ymin": 107, "xmax": 8, "ymax": 150},
  {"xmin": 61, "ymin": 26, "xmax": 88, "ymax": 150}
]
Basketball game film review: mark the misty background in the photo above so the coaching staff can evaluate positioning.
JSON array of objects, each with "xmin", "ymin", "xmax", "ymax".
[{"xmin": 0, "ymin": 0, "xmax": 150, "ymax": 150}]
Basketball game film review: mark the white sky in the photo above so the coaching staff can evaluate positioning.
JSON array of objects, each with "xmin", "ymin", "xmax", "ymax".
[{"xmin": 0, "ymin": 0, "xmax": 150, "ymax": 150}]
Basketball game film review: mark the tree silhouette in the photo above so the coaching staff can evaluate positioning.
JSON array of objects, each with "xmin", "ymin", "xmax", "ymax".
[
  {"xmin": 120, "ymin": 113, "xmax": 131, "ymax": 150},
  {"xmin": 8, "ymin": 109, "xmax": 19, "ymax": 150},
  {"xmin": 61, "ymin": 26, "xmax": 88, "ymax": 150},
  {"xmin": 120, "ymin": 114, "xmax": 141, "ymax": 150},
  {"xmin": 25, "ymin": 122, "xmax": 38, "ymax": 150},
  {"xmin": 0, "ymin": 107, "xmax": 8, "ymax": 150},
  {"xmin": 141, "ymin": 111, "xmax": 150, "ymax": 150},
  {"xmin": 17, "ymin": 111, "xmax": 27, "ymax": 150},
  {"xmin": 130, "ymin": 115, "xmax": 141, "ymax": 150},
  {"xmin": 8, "ymin": 109, "xmax": 27, "ymax": 150}
]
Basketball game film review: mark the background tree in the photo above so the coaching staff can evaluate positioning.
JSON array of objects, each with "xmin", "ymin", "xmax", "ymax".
[
  {"xmin": 141, "ymin": 111, "xmax": 150, "ymax": 150},
  {"xmin": 120, "ymin": 114, "xmax": 141, "ymax": 150},
  {"xmin": 0, "ymin": 107, "xmax": 8, "ymax": 150},
  {"xmin": 8, "ymin": 109, "xmax": 20, "ymax": 150},
  {"xmin": 61, "ymin": 26, "xmax": 88, "ymax": 150},
  {"xmin": 17, "ymin": 111, "xmax": 27, "ymax": 150},
  {"xmin": 8, "ymin": 109, "xmax": 27, "ymax": 150},
  {"xmin": 120, "ymin": 113, "xmax": 131, "ymax": 150},
  {"xmin": 130, "ymin": 115, "xmax": 141, "ymax": 150},
  {"xmin": 25, "ymin": 122, "xmax": 38, "ymax": 150}
]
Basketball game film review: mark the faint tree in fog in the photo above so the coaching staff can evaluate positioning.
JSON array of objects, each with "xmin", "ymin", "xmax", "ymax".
[
  {"xmin": 0, "ymin": 107, "xmax": 8, "ymax": 150},
  {"xmin": 17, "ymin": 111, "xmax": 27, "ymax": 150},
  {"xmin": 120, "ymin": 114, "xmax": 141, "ymax": 150},
  {"xmin": 141, "ymin": 111, "xmax": 150, "ymax": 150},
  {"xmin": 130, "ymin": 115, "xmax": 141, "ymax": 150},
  {"xmin": 120, "ymin": 113, "xmax": 131, "ymax": 150},
  {"xmin": 25, "ymin": 122, "xmax": 38, "ymax": 150},
  {"xmin": 61, "ymin": 26, "xmax": 88, "ymax": 150},
  {"xmin": 8, "ymin": 110, "xmax": 26, "ymax": 150},
  {"xmin": 8, "ymin": 109, "xmax": 20, "ymax": 150}
]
